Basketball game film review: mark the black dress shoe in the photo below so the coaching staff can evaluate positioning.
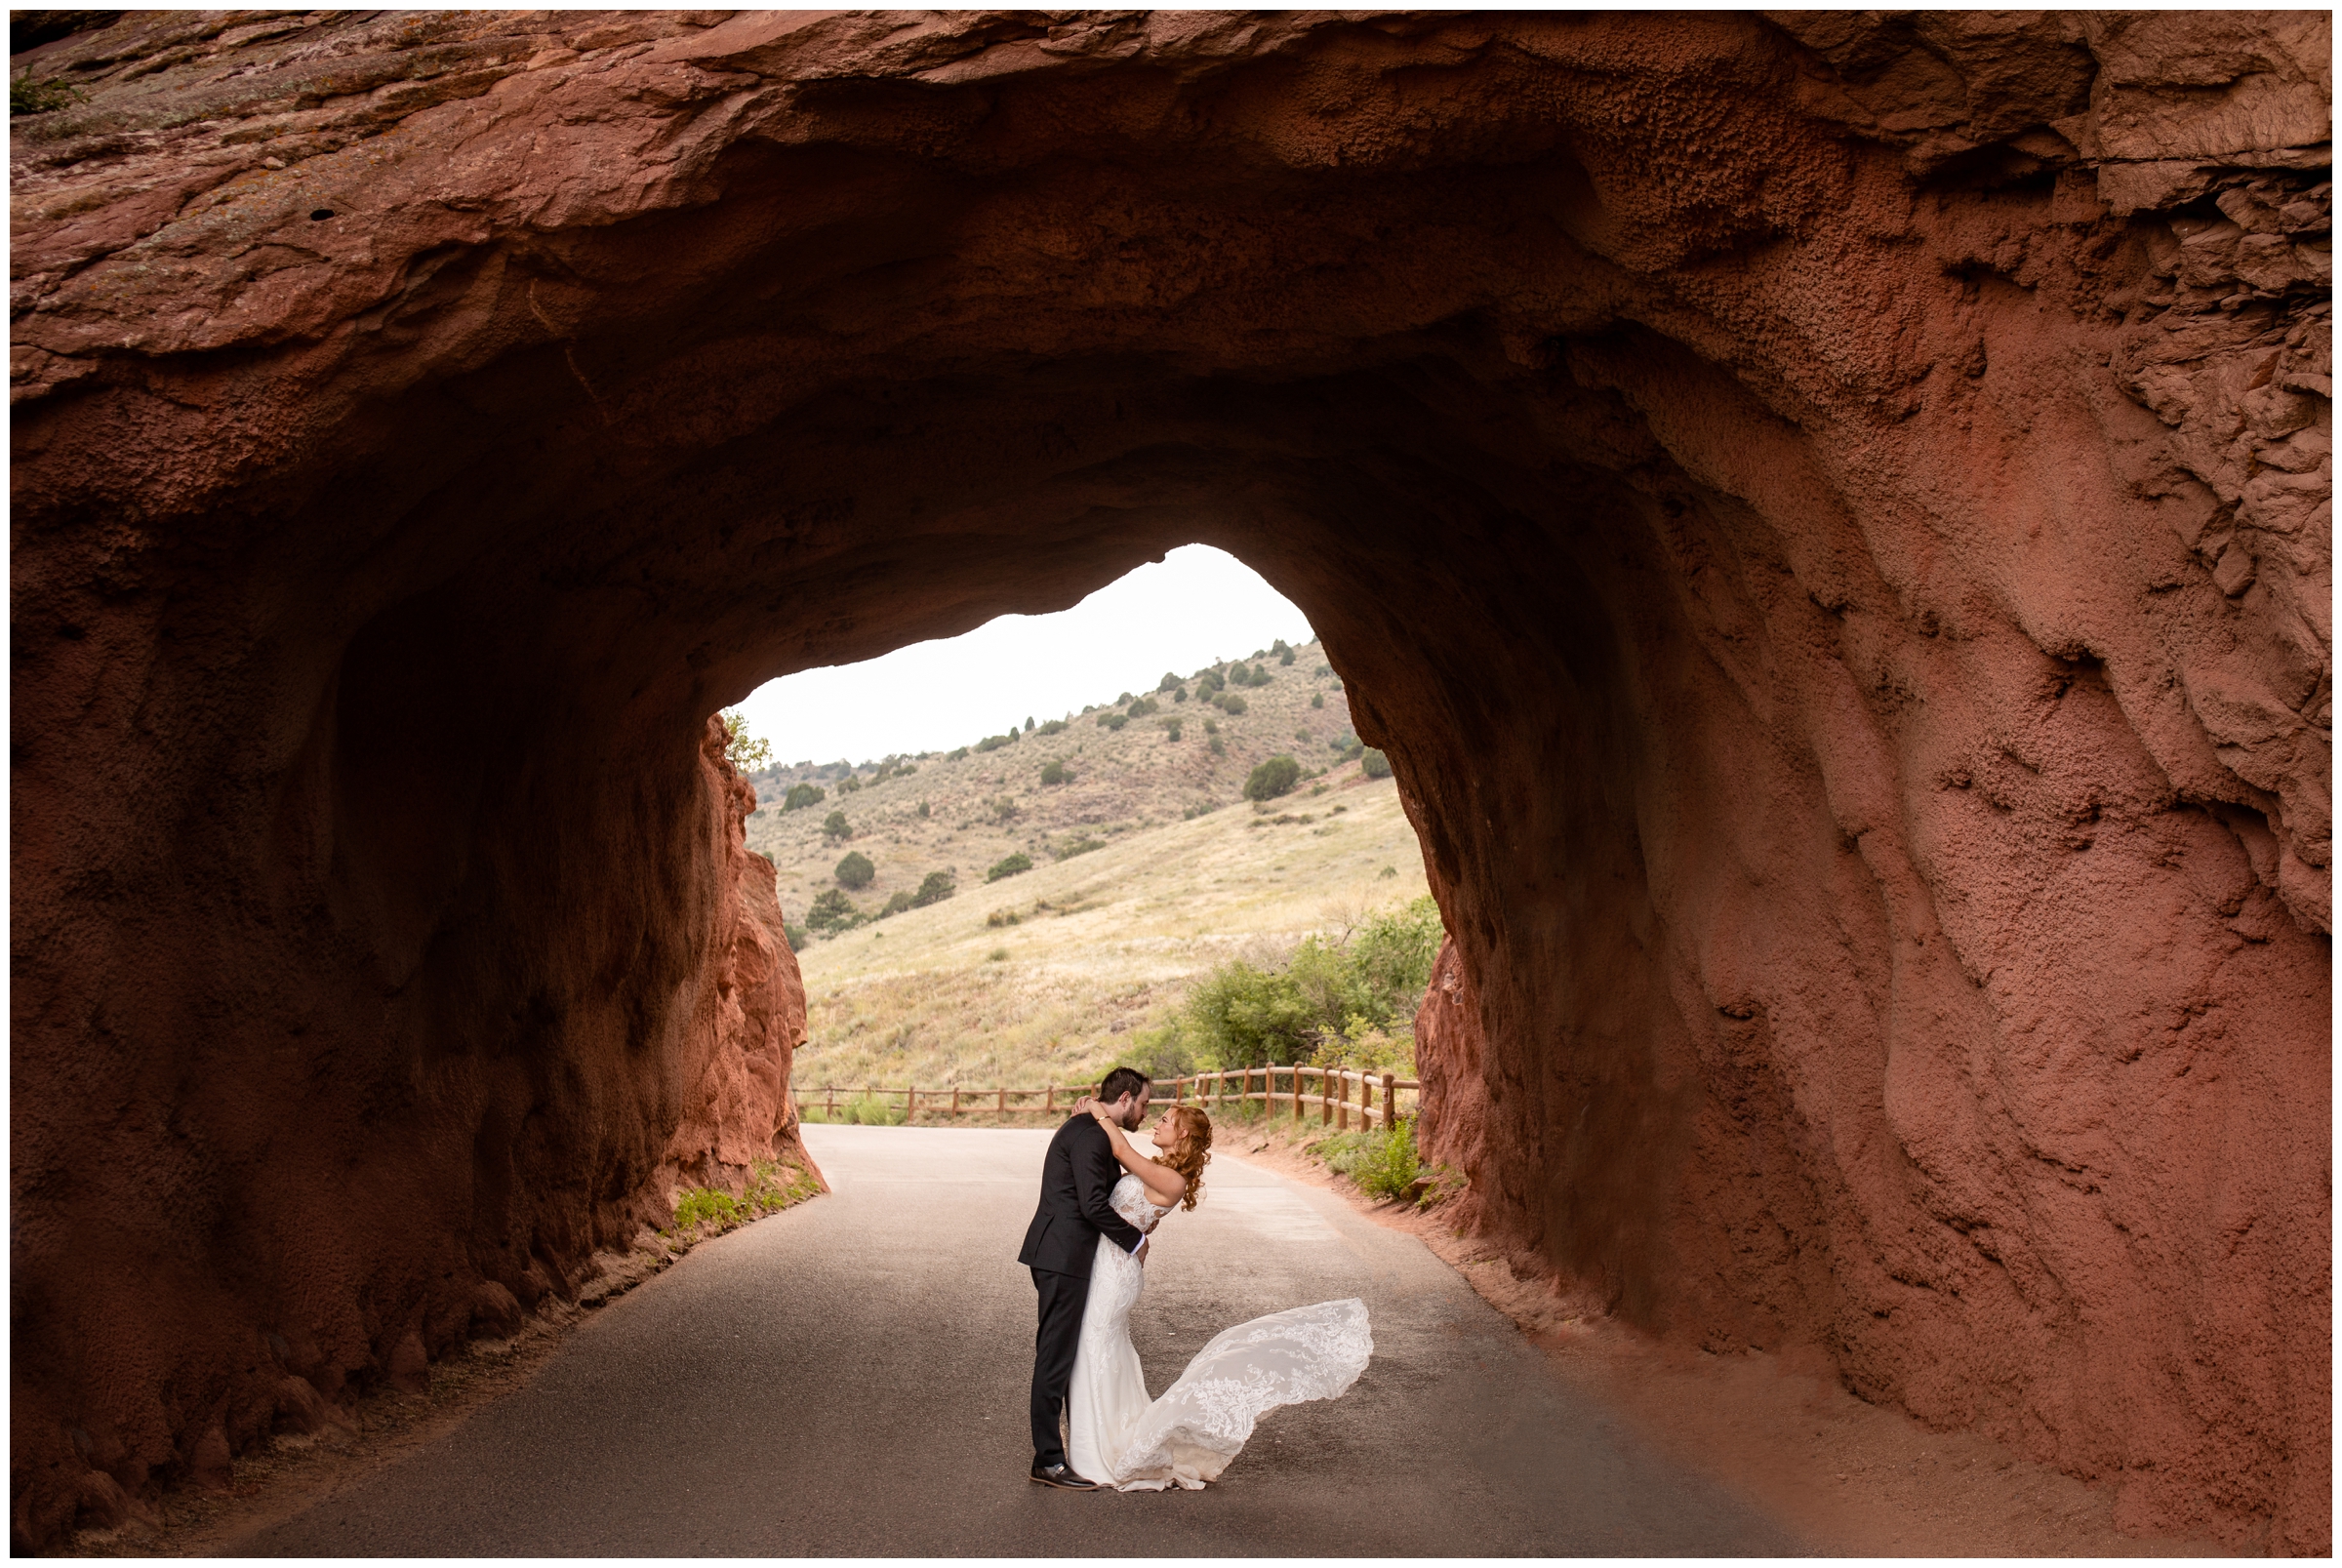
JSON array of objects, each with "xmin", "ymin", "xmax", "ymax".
[{"xmin": 1030, "ymin": 1459, "xmax": 1100, "ymax": 1490}]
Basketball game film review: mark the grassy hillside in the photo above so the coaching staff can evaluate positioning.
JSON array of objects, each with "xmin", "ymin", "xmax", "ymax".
[
  {"xmin": 744, "ymin": 637, "xmax": 1366, "ymax": 941},
  {"xmin": 744, "ymin": 636, "xmax": 1431, "ymax": 1094}
]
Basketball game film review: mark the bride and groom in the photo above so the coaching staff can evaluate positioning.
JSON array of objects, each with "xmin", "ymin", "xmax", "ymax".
[{"xmin": 1019, "ymin": 1066, "xmax": 1373, "ymax": 1491}]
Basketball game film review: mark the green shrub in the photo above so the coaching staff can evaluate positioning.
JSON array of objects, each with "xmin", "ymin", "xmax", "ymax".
[
  {"xmin": 911, "ymin": 870, "xmax": 956, "ymax": 906},
  {"xmin": 1040, "ymin": 759, "xmax": 1070, "ymax": 786},
  {"xmin": 1203, "ymin": 717, "xmax": 1220, "ymax": 735},
  {"xmin": 1209, "ymin": 736, "xmax": 1226, "ymax": 756},
  {"xmin": 1277, "ymin": 643, "xmax": 1297, "ymax": 666},
  {"xmin": 1172, "ymin": 686, "xmax": 1189, "ymax": 703},
  {"xmin": 1038, "ymin": 719, "xmax": 1068, "ymax": 735},
  {"xmin": 987, "ymin": 852, "xmax": 1034, "ymax": 882},
  {"xmin": 1127, "ymin": 697, "xmax": 1159, "ymax": 718},
  {"xmin": 1143, "ymin": 895, "xmax": 1441, "ymax": 1067},
  {"xmin": 1055, "ymin": 835, "xmax": 1106, "ymax": 860},
  {"xmin": 1244, "ymin": 754, "xmax": 1302, "ymax": 801},
  {"xmin": 838, "ymin": 775, "xmax": 862, "ymax": 793},
  {"xmin": 823, "ymin": 810, "xmax": 853, "ymax": 840},
  {"xmin": 1164, "ymin": 720, "xmax": 1183, "ymax": 743},
  {"xmin": 1096, "ymin": 712, "xmax": 1128, "ymax": 731},
  {"xmin": 948, "ymin": 746, "xmax": 969, "ymax": 761},
  {"xmin": 916, "ymin": 800, "xmax": 931, "ymax": 819},
  {"xmin": 670, "ymin": 1187, "xmax": 743, "ymax": 1229},
  {"xmin": 1360, "ymin": 748, "xmax": 1393, "ymax": 780},
  {"xmin": 1158, "ymin": 672, "xmax": 1184, "ymax": 692},
  {"xmin": 1217, "ymin": 694, "xmax": 1247, "ymax": 715},
  {"xmin": 976, "ymin": 733, "xmax": 1013, "ymax": 752},
  {"xmin": 1311, "ymin": 693, "xmax": 1325, "ymax": 709},
  {"xmin": 835, "ymin": 850, "xmax": 875, "ymax": 889},
  {"xmin": 1025, "ymin": 717, "xmax": 1035, "ymax": 731},
  {"xmin": 879, "ymin": 891, "xmax": 914, "ymax": 917},
  {"xmin": 784, "ymin": 920, "xmax": 811, "ymax": 949},
  {"xmin": 987, "ymin": 906, "xmax": 1021, "ymax": 927},
  {"xmin": 1196, "ymin": 670, "xmax": 1225, "ymax": 696},
  {"xmin": 11, "ymin": 72, "xmax": 86, "ymax": 115},
  {"xmin": 813, "ymin": 1093, "xmax": 905, "ymax": 1127},
  {"xmin": 784, "ymin": 783, "xmax": 826, "ymax": 812},
  {"xmin": 1317, "ymin": 1118, "xmax": 1420, "ymax": 1200},
  {"xmin": 987, "ymin": 946, "xmax": 1011, "ymax": 962}
]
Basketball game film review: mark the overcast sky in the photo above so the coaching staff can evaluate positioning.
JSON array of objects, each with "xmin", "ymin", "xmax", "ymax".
[{"xmin": 730, "ymin": 545, "xmax": 1316, "ymax": 767}]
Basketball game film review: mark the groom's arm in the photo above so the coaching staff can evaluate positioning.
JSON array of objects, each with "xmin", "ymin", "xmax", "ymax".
[{"xmin": 1071, "ymin": 1124, "xmax": 1149, "ymax": 1255}]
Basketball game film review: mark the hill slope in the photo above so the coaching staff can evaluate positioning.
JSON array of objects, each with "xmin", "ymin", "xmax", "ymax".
[
  {"xmin": 737, "ymin": 635, "xmax": 1431, "ymax": 1092},
  {"xmin": 744, "ymin": 636, "xmax": 1364, "ymax": 934}
]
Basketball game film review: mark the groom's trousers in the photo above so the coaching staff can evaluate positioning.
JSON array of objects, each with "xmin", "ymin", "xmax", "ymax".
[{"xmin": 1030, "ymin": 1266, "xmax": 1090, "ymax": 1464}]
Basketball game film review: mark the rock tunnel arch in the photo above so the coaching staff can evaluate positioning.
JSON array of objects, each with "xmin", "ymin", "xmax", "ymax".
[{"xmin": 10, "ymin": 10, "xmax": 2329, "ymax": 1552}]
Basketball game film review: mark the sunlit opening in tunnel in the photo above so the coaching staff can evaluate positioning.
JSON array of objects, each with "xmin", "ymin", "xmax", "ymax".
[{"xmin": 723, "ymin": 545, "xmax": 1441, "ymax": 1117}]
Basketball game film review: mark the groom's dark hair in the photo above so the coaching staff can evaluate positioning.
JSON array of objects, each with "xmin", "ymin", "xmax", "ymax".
[{"xmin": 1099, "ymin": 1066, "xmax": 1150, "ymax": 1105}]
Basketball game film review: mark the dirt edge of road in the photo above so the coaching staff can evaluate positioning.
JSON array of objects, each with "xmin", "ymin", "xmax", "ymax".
[{"xmin": 1226, "ymin": 1123, "xmax": 2245, "ymax": 1558}]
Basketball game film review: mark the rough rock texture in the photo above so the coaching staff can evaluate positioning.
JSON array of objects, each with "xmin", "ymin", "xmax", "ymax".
[{"xmin": 9, "ymin": 9, "xmax": 2328, "ymax": 1553}]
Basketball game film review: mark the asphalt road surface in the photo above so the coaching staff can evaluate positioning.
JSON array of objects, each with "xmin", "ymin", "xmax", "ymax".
[{"xmin": 248, "ymin": 1125, "xmax": 1803, "ymax": 1554}]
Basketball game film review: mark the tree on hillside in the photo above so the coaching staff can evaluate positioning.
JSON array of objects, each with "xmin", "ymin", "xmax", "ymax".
[
  {"xmin": 1040, "ymin": 759, "xmax": 1070, "ymax": 785},
  {"xmin": 987, "ymin": 852, "xmax": 1033, "ymax": 882},
  {"xmin": 823, "ymin": 810, "xmax": 853, "ymax": 840},
  {"xmin": 783, "ymin": 783, "xmax": 826, "ymax": 812},
  {"xmin": 1360, "ymin": 748, "xmax": 1393, "ymax": 779},
  {"xmin": 834, "ymin": 850, "xmax": 874, "ymax": 889},
  {"xmin": 1244, "ymin": 754, "xmax": 1301, "ymax": 801},
  {"xmin": 806, "ymin": 888, "xmax": 860, "ymax": 935},
  {"xmin": 910, "ymin": 869, "xmax": 955, "ymax": 905}
]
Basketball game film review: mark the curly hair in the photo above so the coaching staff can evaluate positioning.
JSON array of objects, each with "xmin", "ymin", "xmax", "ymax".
[{"xmin": 1156, "ymin": 1105, "xmax": 1214, "ymax": 1211}]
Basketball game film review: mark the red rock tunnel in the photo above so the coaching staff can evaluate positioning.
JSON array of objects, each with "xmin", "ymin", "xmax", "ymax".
[{"xmin": 10, "ymin": 10, "xmax": 2329, "ymax": 1553}]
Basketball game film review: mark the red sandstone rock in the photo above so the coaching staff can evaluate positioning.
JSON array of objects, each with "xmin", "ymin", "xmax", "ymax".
[{"xmin": 7, "ymin": 10, "xmax": 2328, "ymax": 1554}]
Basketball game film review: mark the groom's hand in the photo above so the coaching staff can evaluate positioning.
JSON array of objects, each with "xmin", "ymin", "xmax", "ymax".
[{"xmin": 1133, "ymin": 1235, "xmax": 1150, "ymax": 1264}]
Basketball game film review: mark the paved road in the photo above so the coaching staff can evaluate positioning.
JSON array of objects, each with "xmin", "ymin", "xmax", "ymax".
[{"xmin": 248, "ymin": 1126, "xmax": 1802, "ymax": 1554}]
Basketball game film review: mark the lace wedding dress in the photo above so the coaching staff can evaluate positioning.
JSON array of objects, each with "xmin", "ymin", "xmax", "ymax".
[{"xmin": 1065, "ymin": 1172, "xmax": 1372, "ymax": 1491}]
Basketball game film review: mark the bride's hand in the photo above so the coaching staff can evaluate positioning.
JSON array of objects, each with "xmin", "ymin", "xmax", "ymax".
[{"xmin": 1084, "ymin": 1101, "xmax": 1119, "ymax": 1129}]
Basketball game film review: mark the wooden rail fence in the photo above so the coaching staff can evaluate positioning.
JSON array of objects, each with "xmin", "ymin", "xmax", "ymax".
[{"xmin": 802, "ymin": 1066, "xmax": 1419, "ymax": 1133}]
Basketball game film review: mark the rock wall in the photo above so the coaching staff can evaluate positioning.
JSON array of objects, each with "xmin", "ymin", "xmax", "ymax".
[{"xmin": 9, "ymin": 10, "xmax": 2328, "ymax": 1553}]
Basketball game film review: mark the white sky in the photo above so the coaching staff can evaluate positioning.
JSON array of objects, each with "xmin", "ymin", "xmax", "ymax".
[{"xmin": 731, "ymin": 544, "xmax": 1315, "ymax": 767}]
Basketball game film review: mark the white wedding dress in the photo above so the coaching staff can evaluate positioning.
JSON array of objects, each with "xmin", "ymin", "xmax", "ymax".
[{"xmin": 1065, "ymin": 1172, "xmax": 1373, "ymax": 1490}]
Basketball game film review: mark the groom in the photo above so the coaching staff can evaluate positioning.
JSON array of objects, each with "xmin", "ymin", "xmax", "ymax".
[{"xmin": 1019, "ymin": 1065, "xmax": 1151, "ymax": 1489}]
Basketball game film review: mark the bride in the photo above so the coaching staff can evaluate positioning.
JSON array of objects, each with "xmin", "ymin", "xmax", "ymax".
[{"xmin": 1063, "ymin": 1097, "xmax": 1373, "ymax": 1491}]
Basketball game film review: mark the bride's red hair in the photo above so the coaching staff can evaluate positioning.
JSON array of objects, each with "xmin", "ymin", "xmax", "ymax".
[{"xmin": 1159, "ymin": 1105, "xmax": 1213, "ymax": 1210}]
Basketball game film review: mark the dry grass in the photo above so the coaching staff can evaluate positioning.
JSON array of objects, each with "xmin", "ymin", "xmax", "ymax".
[{"xmin": 792, "ymin": 771, "xmax": 1429, "ymax": 1092}]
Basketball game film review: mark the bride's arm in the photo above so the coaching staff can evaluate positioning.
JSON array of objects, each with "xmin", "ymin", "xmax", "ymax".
[{"xmin": 1084, "ymin": 1105, "xmax": 1187, "ymax": 1207}]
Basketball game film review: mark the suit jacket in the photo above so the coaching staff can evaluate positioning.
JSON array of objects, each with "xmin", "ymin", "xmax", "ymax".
[{"xmin": 1019, "ymin": 1114, "xmax": 1147, "ymax": 1276}]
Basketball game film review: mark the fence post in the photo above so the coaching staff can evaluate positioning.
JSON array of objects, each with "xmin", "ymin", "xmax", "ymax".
[
  {"xmin": 951, "ymin": 1086, "xmax": 960, "ymax": 1115},
  {"xmin": 1046, "ymin": 1083, "xmax": 1055, "ymax": 1112},
  {"xmin": 907, "ymin": 1085, "xmax": 915, "ymax": 1122},
  {"xmin": 998, "ymin": 1086, "xmax": 1006, "ymax": 1113},
  {"xmin": 826, "ymin": 1086, "xmax": 835, "ymax": 1117}
]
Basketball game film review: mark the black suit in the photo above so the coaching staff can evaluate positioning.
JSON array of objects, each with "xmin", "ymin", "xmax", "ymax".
[{"xmin": 1020, "ymin": 1115, "xmax": 1147, "ymax": 1465}]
